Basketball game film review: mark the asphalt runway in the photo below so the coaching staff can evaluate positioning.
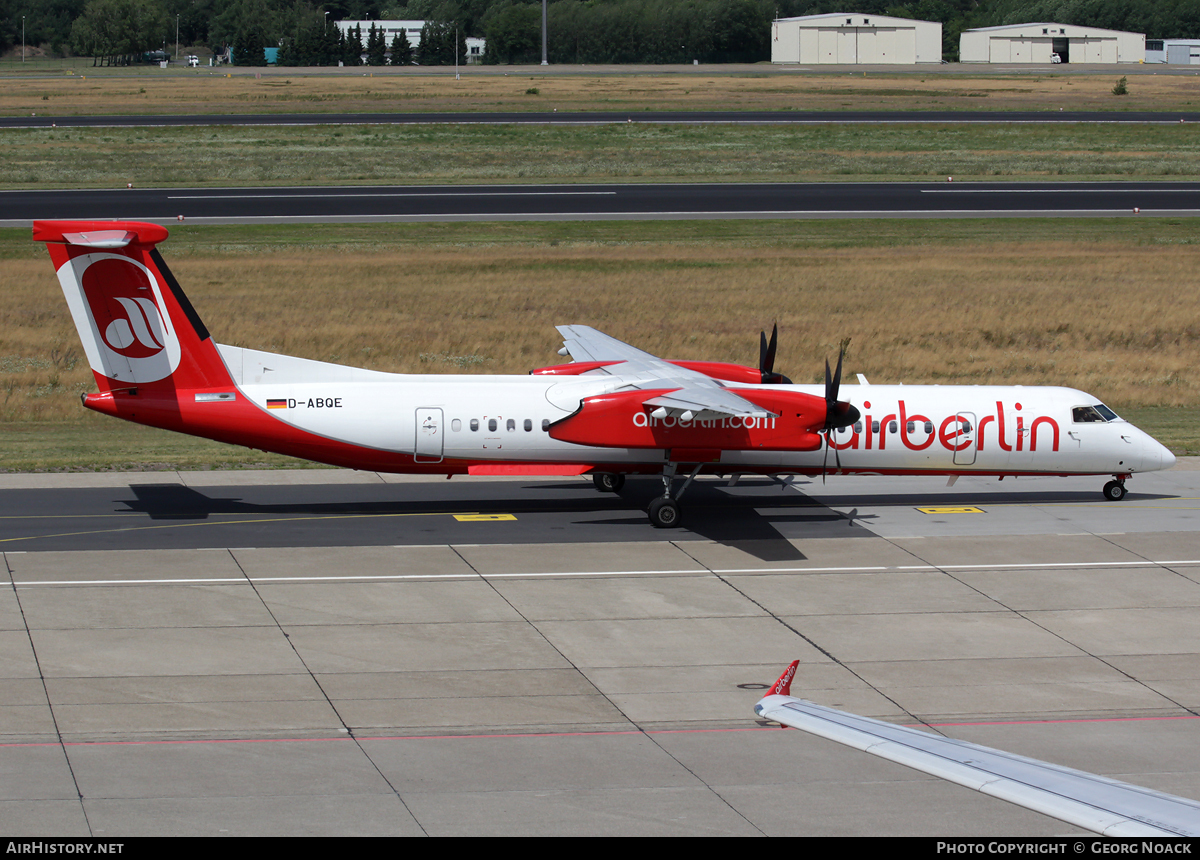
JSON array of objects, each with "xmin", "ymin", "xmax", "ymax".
[
  {"xmin": 6, "ymin": 109, "xmax": 1200, "ymax": 129},
  {"xmin": 4, "ymin": 180, "xmax": 1199, "ymax": 225},
  {"xmin": 2, "ymin": 465, "xmax": 1198, "ymax": 835}
]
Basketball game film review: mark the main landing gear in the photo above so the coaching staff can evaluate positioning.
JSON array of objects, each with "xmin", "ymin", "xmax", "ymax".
[
  {"xmin": 592, "ymin": 472, "xmax": 625, "ymax": 493},
  {"xmin": 1102, "ymin": 478, "xmax": 1127, "ymax": 501}
]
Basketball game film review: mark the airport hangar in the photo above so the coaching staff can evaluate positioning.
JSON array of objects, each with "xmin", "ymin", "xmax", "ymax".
[
  {"xmin": 771, "ymin": 13, "xmax": 942, "ymax": 65},
  {"xmin": 960, "ymin": 22, "xmax": 1145, "ymax": 64}
]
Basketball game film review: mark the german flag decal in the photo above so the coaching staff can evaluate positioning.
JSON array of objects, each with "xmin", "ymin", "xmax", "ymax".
[{"xmin": 267, "ymin": 399, "xmax": 288, "ymax": 409}]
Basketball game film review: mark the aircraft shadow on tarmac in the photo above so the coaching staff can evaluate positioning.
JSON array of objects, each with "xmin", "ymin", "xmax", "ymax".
[
  {"xmin": 108, "ymin": 479, "xmax": 1175, "ymax": 561},
  {"xmin": 114, "ymin": 480, "xmax": 872, "ymax": 560}
]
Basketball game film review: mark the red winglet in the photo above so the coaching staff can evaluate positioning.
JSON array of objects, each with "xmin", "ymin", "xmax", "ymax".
[{"xmin": 766, "ymin": 660, "xmax": 800, "ymax": 697}]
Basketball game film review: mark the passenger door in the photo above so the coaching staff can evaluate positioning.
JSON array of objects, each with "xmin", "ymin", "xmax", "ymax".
[{"xmin": 414, "ymin": 407, "xmax": 443, "ymax": 463}]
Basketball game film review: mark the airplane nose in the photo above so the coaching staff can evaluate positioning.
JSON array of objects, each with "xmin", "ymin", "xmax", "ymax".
[{"xmin": 1138, "ymin": 431, "xmax": 1175, "ymax": 472}]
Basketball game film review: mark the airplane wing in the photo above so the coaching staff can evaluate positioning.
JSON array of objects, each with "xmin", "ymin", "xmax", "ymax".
[
  {"xmin": 755, "ymin": 663, "xmax": 1200, "ymax": 837},
  {"xmin": 555, "ymin": 325, "xmax": 774, "ymax": 419}
]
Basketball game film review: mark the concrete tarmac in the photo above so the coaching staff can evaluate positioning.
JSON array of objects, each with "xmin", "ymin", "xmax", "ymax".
[{"xmin": 2, "ymin": 464, "xmax": 1199, "ymax": 835}]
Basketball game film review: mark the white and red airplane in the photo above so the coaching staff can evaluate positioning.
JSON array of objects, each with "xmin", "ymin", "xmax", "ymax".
[{"xmin": 37, "ymin": 219, "xmax": 1175, "ymax": 527}]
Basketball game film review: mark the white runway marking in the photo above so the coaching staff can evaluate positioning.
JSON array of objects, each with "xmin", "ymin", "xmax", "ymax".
[
  {"xmin": 12, "ymin": 557, "xmax": 1200, "ymax": 586},
  {"xmin": 923, "ymin": 187, "xmax": 1200, "ymax": 193}
]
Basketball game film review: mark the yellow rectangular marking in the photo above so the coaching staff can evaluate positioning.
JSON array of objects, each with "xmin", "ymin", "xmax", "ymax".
[
  {"xmin": 918, "ymin": 506, "xmax": 985, "ymax": 514},
  {"xmin": 453, "ymin": 513, "xmax": 517, "ymax": 522}
]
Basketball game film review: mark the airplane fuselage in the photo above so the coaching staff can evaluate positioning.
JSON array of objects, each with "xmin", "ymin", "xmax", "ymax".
[{"xmin": 159, "ymin": 344, "xmax": 1168, "ymax": 479}]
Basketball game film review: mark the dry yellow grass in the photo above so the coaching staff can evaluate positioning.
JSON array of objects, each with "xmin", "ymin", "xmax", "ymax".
[
  {"xmin": 4, "ymin": 69, "xmax": 1199, "ymax": 115},
  {"xmin": 3, "ymin": 228, "xmax": 1197, "ymax": 434}
]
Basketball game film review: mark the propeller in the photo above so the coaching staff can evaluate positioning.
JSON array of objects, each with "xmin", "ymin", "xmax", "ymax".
[
  {"xmin": 823, "ymin": 339, "xmax": 860, "ymax": 433},
  {"xmin": 758, "ymin": 324, "xmax": 792, "ymax": 385},
  {"xmin": 821, "ymin": 339, "xmax": 861, "ymax": 483}
]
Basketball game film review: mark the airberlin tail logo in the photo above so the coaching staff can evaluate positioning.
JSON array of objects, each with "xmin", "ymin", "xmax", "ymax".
[
  {"xmin": 59, "ymin": 253, "xmax": 182, "ymax": 384},
  {"xmin": 102, "ymin": 295, "xmax": 167, "ymax": 358}
]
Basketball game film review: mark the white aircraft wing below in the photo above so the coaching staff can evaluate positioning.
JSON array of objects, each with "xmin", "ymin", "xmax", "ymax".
[
  {"xmin": 555, "ymin": 325, "xmax": 775, "ymax": 419},
  {"xmin": 755, "ymin": 674, "xmax": 1200, "ymax": 836}
]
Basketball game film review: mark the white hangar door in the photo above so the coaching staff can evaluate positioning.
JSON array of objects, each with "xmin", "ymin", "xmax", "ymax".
[
  {"xmin": 837, "ymin": 29, "xmax": 857, "ymax": 63},
  {"xmin": 818, "ymin": 28, "xmax": 839, "ymax": 63},
  {"xmin": 856, "ymin": 29, "xmax": 876, "ymax": 63},
  {"xmin": 884, "ymin": 29, "xmax": 916, "ymax": 64}
]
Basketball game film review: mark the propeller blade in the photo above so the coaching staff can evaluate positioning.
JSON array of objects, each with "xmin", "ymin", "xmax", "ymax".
[
  {"xmin": 822, "ymin": 431, "xmax": 830, "ymax": 484},
  {"xmin": 765, "ymin": 324, "xmax": 778, "ymax": 373},
  {"xmin": 822, "ymin": 340, "xmax": 859, "ymax": 431},
  {"xmin": 830, "ymin": 347, "xmax": 844, "ymax": 404},
  {"xmin": 759, "ymin": 324, "xmax": 791, "ymax": 384}
]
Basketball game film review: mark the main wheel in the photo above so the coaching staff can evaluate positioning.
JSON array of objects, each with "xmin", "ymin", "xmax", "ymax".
[
  {"xmin": 1103, "ymin": 480, "xmax": 1126, "ymax": 501},
  {"xmin": 593, "ymin": 472, "xmax": 625, "ymax": 493},
  {"xmin": 648, "ymin": 497, "xmax": 681, "ymax": 528}
]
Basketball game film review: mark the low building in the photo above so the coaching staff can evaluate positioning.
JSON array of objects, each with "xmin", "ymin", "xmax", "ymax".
[
  {"xmin": 960, "ymin": 23, "xmax": 1144, "ymax": 64},
  {"xmin": 336, "ymin": 19, "xmax": 425, "ymax": 48},
  {"xmin": 335, "ymin": 20, "xmax": 485, "ymax": 63},
  {"xmin": 771, "ymin": 13, "xmax": 943, "ymax": 65},
  {"xmin": 1146, "ymin": 39, "xmax": 1200, "ymax": 64}
]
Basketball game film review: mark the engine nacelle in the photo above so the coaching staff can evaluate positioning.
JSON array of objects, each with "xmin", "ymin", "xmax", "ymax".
[{"xmin": 549, "ymin": 388, "xmax": 827, "ymax": 451}]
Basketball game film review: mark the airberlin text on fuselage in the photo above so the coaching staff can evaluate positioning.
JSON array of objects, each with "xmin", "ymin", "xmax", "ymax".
[
  {"xmin": 834, "ymin": 399, "xmax": 1059, "ymax": 453},
  {"xmin": 633, "ymin": 399, "xmax": 1061, "ymax": 453},
  {"xmin": 633, "ymin": 413, "xmax": 777, "ymax": 430}
]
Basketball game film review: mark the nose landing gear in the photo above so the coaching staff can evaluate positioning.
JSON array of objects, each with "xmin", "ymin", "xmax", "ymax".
[
  {"xmin": 648, "ymin": 462, "xmax": 705, "ymax": 528},
  {"xmin": 648, "ymin": 496, "xmax": 680, "ymax": 528},
  {"xmin": 1102, "ymin": 477, "xmax": 1127, "ymax": 501}
]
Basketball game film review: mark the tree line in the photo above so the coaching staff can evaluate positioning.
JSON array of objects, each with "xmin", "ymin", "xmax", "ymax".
[{"xmin": 3, "ymin": 0, "xmax": 1199, "ymax": 64}]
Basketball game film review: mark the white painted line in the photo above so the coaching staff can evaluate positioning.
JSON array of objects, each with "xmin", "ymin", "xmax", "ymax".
[
  {"xmin": 165, "ymin": 209, "xmax": 1200, "ymax": 221},
  {"xmin": 12, "ymin": 558, "xmax": 1199, "ymax": 586},
  {"xmin": 12, "ymin": 574, "xmax": 479, "ymax": 586},
  {"xmin": 923, "ymin": 188, "xmax": 1200, "ymax": 194},
  {"xmin": 167, "ymin": 191, "xmax": 619, "ymax": 199}
]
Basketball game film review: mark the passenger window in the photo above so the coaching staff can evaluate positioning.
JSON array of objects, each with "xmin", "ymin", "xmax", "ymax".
[
  {"xmin": 470, "ymin": 419, "xmax": 479, "ymax": 432},
  {"xmin": 853, "ymin": 422, "xmax": 862, "ymax": 434},
  {"xmin": 488, "ymin": 418, "xmax": 497, "ymax": 432},
  {"xmin": 541, "ymin": 419, "xmax": 550, "ymax": 431},
  {"xmin": 506, "ymin": 418, "xmax": 516, "ymax": 432},
  {"xmin": 524, "ymin": 419, "xmax": 532, "ymax": 432},
  {"xmin": 923, "ymin": 422, "xmax": 933, "ymax": 434},
  {"xmin": 889, "ymin": 421, "xmax": 897, "ymax": 433},
  {"xmin": 451, "ymin": 419, "xmax": 461, "ymax": 432},
  {"xmin": 906, "ymin": 421, "xmax": 915, "ymax": 434},
  {"xmin": 871, "ymin": 421, "xmax": 879, "ymax": 433}
]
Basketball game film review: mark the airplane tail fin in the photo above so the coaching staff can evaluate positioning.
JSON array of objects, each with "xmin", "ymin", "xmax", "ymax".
[
  {"xmin": 766, "ymin": 660, "xmax": 800, "ymax": 697},
  {"xmin": 34, "ymin": 220, "xmax": 232, "ymax": 394}
]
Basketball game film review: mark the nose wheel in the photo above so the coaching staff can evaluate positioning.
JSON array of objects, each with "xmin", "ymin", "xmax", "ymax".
[
  {"xmin": 646, "ymin": 462, "xmax": 705, "ymax": 528},
  {"xmin": 1102, "ymin": 479, "xmax": 1127, "ymax": 501},
  {"xmin": 648, "ymin": 497, "xmax": 681, "ymax": 528}
]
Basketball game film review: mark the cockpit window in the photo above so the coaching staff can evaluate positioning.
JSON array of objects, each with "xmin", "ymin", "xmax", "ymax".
[
  {"xmin": 1072, "ymin": 406, "xmax": 1107, "ymax": 423},
  {"xmin": 1094, "ymin": 404, "xmax": 1119, "ymax": 421}
]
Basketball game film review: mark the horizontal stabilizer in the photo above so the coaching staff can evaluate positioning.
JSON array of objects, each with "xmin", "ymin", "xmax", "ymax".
[{"xmin": 34, "ymin": 221, "xmax": 170, "ymax": 249}]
